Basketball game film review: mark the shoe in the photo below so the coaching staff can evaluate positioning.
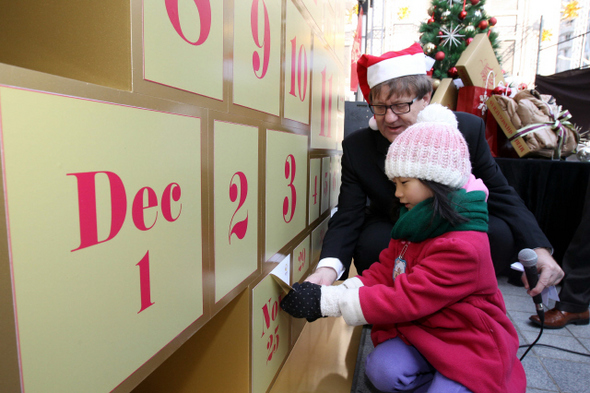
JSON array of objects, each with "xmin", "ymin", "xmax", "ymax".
[{"xmin": 529, "ymin": 308, "xmax": 590, "ymax": 329}]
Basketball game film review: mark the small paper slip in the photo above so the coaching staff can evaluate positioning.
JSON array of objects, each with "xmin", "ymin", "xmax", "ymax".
[
  {"xmin": 271, "ymin": 255, "xmax": 292, "ymax": 294},
  {"xmin": 510, "ymin": 262, "xmax": 560, "ymax": 304}
]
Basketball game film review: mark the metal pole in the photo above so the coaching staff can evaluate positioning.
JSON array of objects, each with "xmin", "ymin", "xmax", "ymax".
[{"xmin": 535, "ymin": 15, "xmax": 544, "ymax": 76}]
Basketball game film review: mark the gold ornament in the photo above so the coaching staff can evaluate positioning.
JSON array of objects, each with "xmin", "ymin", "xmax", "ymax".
[
  {"xmin": 562, "ymin": 1, "xmax": 581, "ymax": 20},
  {"xmin": 424, "ymin": 42, "xmax": 436, "ymax": 53},
  {"xmin": 542, "ymin": 29, "xmax": 553, "ymax": 42},
  {"xmin": 432, "ymin": 78, "xmax": 441, "ymax": 89},
  {"xmin": 398, "ymin": 7, "xmax": 410, "ymax": 20}
]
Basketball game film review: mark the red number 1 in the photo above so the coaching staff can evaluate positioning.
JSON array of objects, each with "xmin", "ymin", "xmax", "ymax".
[
  {"xmin": 137, "ymin": 251, "xmax": 155, "ymax": 313},
  {"xmin": 319, "ymin": 66, "xmax": 333, "ymax": 137}
]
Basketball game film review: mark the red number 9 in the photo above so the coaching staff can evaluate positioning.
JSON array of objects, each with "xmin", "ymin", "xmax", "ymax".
[{"xmin": 250, "ymin": 0, "xmax": 271, "ymax": 79}]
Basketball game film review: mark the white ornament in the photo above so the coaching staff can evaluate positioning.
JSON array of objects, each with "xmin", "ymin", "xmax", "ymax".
[
  {"xmin": 474, "ymin": 10, "xmax": 482, "ymax": 18},
  {"xmin": 465, "ymin": 25, "xmax": 475, "ymax": 33},
  {"xmin": 439, "ymin": 23, "xmax": 465, "ymax": 48},
  {"xmin": 442, "ymin": 10, "xmax": 451, "ymax": 18}
]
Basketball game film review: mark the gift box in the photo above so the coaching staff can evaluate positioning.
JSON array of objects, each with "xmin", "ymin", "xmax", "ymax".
[
  {"xmin": 456, "ymin": 85, "xmax": 489, "ymax": 119},
  {"xmin": 431, "ymin": 78, "xmax": 458, "ymax": 110},
  {"xmin": 456, "ymin": 34, "xmax": 505, "ymax": 88},
  {"xmin": 486, "ymin": 94, "xmax": 532, "ymax": 157}
]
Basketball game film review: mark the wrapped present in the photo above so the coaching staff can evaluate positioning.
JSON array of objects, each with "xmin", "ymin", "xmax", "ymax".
[
  {"xmin": 486, "ymin": 90, "xmax": 580, "ymax": 159},
  {"xmin": 456, "ymin": 34, "xmax": 505, "ymax": 88},
  {"xmin": 431, "ymin": 78, "xmax": 458, "ymax": 110}
]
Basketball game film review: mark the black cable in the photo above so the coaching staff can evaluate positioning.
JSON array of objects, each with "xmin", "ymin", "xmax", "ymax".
[
  {"xmin": 519, "ymin": 343, "xmax": 590, "ymax": 358},
  {"xmin": 519, "ymin": 321, "xmax": 543, "ymax": 361}
]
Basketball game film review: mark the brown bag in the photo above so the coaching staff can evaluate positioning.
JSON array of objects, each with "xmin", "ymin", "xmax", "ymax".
[{"xmin": 491, "ymin": 90, "xmax": 580, "ymax": 159}]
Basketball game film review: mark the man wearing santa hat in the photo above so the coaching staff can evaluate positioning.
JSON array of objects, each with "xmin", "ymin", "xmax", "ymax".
[{"xmin": 307, "ymin": 42, "xmax": 563, "ymax": 299}]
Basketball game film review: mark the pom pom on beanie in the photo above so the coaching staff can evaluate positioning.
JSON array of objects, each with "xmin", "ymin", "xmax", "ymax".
[{"xmin": 385, "ymin": 104, "xmax": 471, "ymax": 189}]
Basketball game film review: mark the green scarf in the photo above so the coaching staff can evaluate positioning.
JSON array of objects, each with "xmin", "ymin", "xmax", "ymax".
[{"xmin": 391, "ymin": 189, "xmax": 489, "ymax": 243}]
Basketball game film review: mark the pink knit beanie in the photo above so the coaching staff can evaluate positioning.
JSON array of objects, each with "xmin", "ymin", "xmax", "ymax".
[{"xmin": 384, "ymin": 104, "xmax": 471, "ymax": 189}]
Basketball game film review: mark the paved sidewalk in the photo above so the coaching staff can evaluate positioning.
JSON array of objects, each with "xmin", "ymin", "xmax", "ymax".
[{"xmin": 500, "ymin": 276, "xmax": 590, "ymax": 393}]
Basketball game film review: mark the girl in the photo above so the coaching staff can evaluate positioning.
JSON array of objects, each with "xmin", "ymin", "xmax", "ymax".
[{"xmin": 281, "ymin": 104, "xmax": 526, "ymax": 393}]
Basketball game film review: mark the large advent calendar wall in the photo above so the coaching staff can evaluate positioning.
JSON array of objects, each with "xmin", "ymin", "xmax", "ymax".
[{"xmin": 0, "ymin": 1, "xmax": 345, "ymax": 392}]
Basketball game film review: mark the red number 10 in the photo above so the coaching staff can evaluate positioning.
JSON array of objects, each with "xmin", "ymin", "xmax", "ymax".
[{"xmin": 289, "ymin": 37, "xmax": 308, "ymax": 101}]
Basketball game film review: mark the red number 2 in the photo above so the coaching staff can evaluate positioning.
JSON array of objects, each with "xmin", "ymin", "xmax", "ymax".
[
  {"xmin": 250, "ymin": 0, "xmax": 271, "ymax": 79},
  {"xmin": 283, "ymin": 154, "xmax": 297, "ymax": 223},
  {"xmin": 165, "ymin": 0, "xmax": 212, "ymax": 46},
  {"xmin": 228, "ymin": 171, "xmax": 249, "ymax": 244}
]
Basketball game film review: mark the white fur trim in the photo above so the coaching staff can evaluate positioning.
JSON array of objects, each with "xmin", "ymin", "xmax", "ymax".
[
  {"xmin": 320, "ymin": 285, "xmax": 347, "ymax": 317},
  {"xmin": 339, "ymin": 288, "xmax": 368, "ymax": 326},
  {"xmin": 369, "ymin": 116, "xmax": 378, "ymax": 130},
  {"xmin": 342, "ymin": 277, "xmax": 364, "ymax": 289},
  {"xmin": 367, "ymin": 52, "xmax": 430, "ymax": 88},
  {"xmin": 417, "ymin": 103, "xmax": 458, "ymax": 127}
]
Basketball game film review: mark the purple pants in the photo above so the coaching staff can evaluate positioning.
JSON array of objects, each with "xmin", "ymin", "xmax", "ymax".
[{"xmin": 365, "ymin": 337, "xmax": 473, "ymax": 393}]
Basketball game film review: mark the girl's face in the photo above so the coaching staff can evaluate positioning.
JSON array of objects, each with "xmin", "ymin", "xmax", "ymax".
[{"xmin": 393, "ymin": 178, "xmax": 433, "ymax": 210}]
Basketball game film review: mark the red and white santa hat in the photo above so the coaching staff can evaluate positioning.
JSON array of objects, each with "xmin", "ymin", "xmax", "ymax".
[{"xmin": 357, "ymin": 43, "xmax": 435, "ymax": 104}]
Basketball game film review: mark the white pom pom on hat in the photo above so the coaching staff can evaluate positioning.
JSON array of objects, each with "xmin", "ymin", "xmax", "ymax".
[
  {"xmin": 369, "ymin": 116, "xmax": 378, "ymax": 130},
  {"xmin": 384, "ymin": 104, "xmax": 471, "ymax": 189}
]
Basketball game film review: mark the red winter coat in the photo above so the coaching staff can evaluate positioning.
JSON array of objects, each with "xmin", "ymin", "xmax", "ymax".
[{"xmin": 353, "ymin": 231, "xmax": 526, "ymax": 393}]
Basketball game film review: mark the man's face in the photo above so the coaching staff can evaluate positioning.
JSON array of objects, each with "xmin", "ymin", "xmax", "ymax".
[{"xmin": 372, "ymin": 85, "xmax": 430, "ymax": 143}]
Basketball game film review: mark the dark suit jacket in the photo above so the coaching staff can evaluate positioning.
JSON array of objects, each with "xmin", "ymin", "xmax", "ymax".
[{"xmin": 320, "ymin": 111, "xmax": 551, "ymax": 268}]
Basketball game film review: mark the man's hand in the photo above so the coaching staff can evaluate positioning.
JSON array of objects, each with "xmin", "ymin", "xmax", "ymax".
[
  {"xmin": 522, "ymin": 248, "xmax": 564, "ymax": 297},
  {"xmin": 305, "ymin": 267, "xmax": 338, "ymax": 286}
]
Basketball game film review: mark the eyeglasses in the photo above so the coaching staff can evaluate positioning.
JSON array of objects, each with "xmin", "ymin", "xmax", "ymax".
[{"xmin": 369, "ymin": 97, "xmax": 419, "ymax": 116}]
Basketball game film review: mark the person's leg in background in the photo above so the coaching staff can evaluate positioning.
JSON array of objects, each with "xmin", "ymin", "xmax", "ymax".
[
  {"xmin": 531, "ymin": 181, "xmax": 590, "ymax": 328},
  {"xmin": 488, "ymin": 214, "xmax": 520, "ymax": 283}
]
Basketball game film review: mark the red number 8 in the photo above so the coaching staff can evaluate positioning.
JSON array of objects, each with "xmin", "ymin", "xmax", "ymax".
[{"xmin": 165, "ymin": 0, "xmax": 212, "ymax": 46}]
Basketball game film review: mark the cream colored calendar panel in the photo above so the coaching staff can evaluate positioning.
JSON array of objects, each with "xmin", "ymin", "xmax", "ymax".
[
  {"xmin": 321, "ymin": 156, "xmax": 331, "ymax": 215},
  {"xmin": 284, "ymin": 0, "xmax": 312, "ymax": 125},
  {"xmin": 311, "ymin": 216, "xmax": 330, "ymax": 265},
  {"xmin": 330, "ymin": 155, "xmax": 342, "ymax": 209},
  {"xmin": 293, "ymin": 235, "xmax": 311, "ymax": 283},
  {"xmin": 301, "ymin": 0, "xmax": 324, "ymax": 30},
  {"xmin": 143, "ymin": 0, "xmax": 224, "ymax": 99},
  {"xmin": 233, "ymin": 0, "xmax": 282, "ymax": 115},
  {"xmin": 251, "ymin": 269, "xmax": 290, "ymax": 393},
  {"xmin": 0, "ymin": 86, "xmax": 202, "ymax": 393},
  {"xmin": 214, "ymin": 121, "xmax": 259, "ymax": 302},
  {"xmin": 310, "ymin": 37, "xmax": 339, "ymax": 149},
  {"xmin": 265, "ymin": 130, "xmax": 308, "ymax": 261},
  {"xmin": 309, "ymin": 158, "xmax": 321, "ymax": 223}
]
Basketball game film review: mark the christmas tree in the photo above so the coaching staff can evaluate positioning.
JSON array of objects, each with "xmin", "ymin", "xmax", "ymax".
[{"xmin": 419, "ymin": 0, "xmax": 501, "ymax": 84}]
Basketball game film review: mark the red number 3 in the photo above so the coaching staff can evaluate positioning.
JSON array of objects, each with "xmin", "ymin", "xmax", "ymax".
[
  {"xmin": 283, "ymin": 154, "xmax": 297, "ymax": 223},
  {"xmin": 165, "ymin": 0, "xmax": 212, "ymax": 46}
]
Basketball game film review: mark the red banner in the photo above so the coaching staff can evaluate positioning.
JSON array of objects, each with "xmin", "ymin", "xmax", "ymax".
[{"xmin": 350, "ymin": 7, "xmax": 363, "ymax": 91}]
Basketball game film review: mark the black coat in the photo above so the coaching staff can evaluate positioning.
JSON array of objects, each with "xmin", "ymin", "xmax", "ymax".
[{"xmin": 320, "ymin": 111, "xmax": 551, "ymax": 269}]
